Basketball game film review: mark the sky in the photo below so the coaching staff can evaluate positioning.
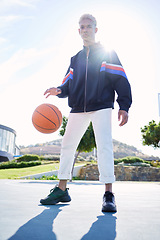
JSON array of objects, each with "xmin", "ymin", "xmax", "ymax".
[{"xmin": 0, "ymin": 0, "xmax": 160, "ymax": 157}]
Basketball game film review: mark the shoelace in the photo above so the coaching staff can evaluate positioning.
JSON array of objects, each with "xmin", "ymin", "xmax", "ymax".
[
  {"xmin": 48, "ymin": 185, "xmax": 59, "ymax": 195},
  {"xmin": 50, "ymin": 188, "xmax": 55, "ymax": 193},
  {"xmin": 104, "ymin": 192, "xmax": 114, "ymax": 202},
  {"xmin": 49, "ymin": 185, "xmax": 69, "ymax": 195}
]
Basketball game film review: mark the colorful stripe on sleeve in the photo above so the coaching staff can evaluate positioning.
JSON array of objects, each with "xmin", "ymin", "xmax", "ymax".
[
  {"xmin": 61, "ymin": 68, "xmax": 73, "ymax": 85},
  {"xmin": 100, "ymin": 62, "xmax": 127, "ymax": 79}
]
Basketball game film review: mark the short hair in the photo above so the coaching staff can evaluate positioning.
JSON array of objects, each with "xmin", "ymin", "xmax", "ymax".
[{"xmin": 79, "ymin": 14, "xmax": 97, "ymax": 27}]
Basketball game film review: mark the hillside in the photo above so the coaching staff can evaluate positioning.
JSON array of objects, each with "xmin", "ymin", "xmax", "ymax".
[{"xmin": 20, "ymin": 139, "xmax": 159, "ymax": 160}]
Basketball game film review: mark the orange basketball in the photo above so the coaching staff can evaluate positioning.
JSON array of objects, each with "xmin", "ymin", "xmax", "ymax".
[{"xmin": 32, "ymin": 103, "xmax": 62, "ymax": 134}]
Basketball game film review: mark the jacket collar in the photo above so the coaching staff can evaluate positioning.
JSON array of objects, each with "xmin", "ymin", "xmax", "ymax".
[{"xmin": 83, "ymin": 42, "xmax": 102, "ymax": 51}]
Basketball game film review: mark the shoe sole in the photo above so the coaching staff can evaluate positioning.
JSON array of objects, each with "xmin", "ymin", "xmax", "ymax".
[
  {"xmin": 40, "ymin": 195, "xmax": 71, "ymax": 205},
  {"xmin": 102, "ymin": 207, "xmax": 117, "ymax": 213},
  {"xmin": 102, "ymin": 204, "xmax": 117, "ymax": 213}
]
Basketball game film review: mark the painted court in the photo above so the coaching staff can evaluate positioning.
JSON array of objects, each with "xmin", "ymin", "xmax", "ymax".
[{"xmin": 0, "ymin": 180, "xmax": 160, "ymax": 240}]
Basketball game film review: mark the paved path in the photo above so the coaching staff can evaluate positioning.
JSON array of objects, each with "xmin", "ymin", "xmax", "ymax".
[{"xmin": 0, "ymin": 180, "xmax": 160, "ymax": 240}]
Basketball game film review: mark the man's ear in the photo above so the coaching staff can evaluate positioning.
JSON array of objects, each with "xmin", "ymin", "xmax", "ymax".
[
  {"xmin": 95, "ymin": 27, "xmax": 98, "ymax": 33},
  {"xmin": 78, "ymin": 29, "xmax": 80, "ymax": 34}
]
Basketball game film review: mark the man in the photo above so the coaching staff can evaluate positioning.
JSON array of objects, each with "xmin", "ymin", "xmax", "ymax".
[{"xmin": 40, "ymin": 14, "xmax": 132, "ymax": 212}]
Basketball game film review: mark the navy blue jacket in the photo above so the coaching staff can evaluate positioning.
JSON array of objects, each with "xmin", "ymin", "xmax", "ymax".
[{"xmin": 57, "ymin": 43, "xmax": 132, "ymax": 113}]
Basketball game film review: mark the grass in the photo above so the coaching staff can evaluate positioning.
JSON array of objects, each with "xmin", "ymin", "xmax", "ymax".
[
  {"xmin": 0, "ymin": 161, "xmax": 89, "ymax": 179},
  {"xmin": 0, "ymin": 162, "xmax": 60, "ymax": 179}
]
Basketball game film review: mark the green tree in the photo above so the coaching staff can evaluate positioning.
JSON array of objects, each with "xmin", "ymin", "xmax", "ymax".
[
  {"xmin": 59, "ymin": 116, "xmax": 68, "ymax": 137},
  {"xmin": 59, "ymin": 116, "xmax": 96, "ymax": 161},
  {"xmin": 141, "ymin": 120, "xmax": 160, "ymax": 148}
]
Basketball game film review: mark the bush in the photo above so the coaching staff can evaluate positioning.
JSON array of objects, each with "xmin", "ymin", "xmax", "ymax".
[
  {"xmin": 0, "ymin": 161, "xmax": 41, "ymax": 169},
  {"xmin": 16, "ymin": 154, "xmax": 40, "ymax": 162},
  {"xmin": 40, "ymin": 175, "xmax": 58, "ymax": 180},
  {"xmin": 150, "ymin": 160, "xmax": 160, "ymax": 167},
  {"xmin": 121, "ymin": 156, "xmax": 144, "ymax": 163},
  {"xmin": 40, "ymin": 155, "xmax": 60, "ymax": 161},
  {"xmin": 114, "ymin": 156, "xmax": 144, "ymax": 165},
  {"xmin": 114, "ymin": 159, "xmax": 123, "ymax": 165}
]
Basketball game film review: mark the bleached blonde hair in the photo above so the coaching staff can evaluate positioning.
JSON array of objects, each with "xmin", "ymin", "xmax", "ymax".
[{"xmin": 79, "ymin": 14, "xmax": 97, "ymax": 27}]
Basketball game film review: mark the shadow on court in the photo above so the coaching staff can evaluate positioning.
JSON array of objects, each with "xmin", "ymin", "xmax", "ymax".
[
  {"xmin": 8, "ymin": 204, "xmax": 68, "ymax": 240},
  {"xmin": 7, "ymin": 203, "xmax": 116, "ymax": 240},
  {"xmin": 81, "ymin": 214, "xmax": 117, "ymax": 240}
]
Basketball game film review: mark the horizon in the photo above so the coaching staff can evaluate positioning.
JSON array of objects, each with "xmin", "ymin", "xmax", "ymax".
[{"xmin": 20, "ymin": 137, "xmax": 160, "ymax": 160}]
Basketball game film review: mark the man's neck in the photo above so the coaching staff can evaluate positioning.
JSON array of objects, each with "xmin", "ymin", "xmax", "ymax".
[{"xmin": 83, "ymin": 40, "xmax": 96, "ymax": 47}]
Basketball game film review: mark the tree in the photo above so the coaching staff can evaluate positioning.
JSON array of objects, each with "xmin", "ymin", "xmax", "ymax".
[
  {"xmin": 59, "ymin": 116, "xmax": 96, "ymax": 161},
  {"xmin": 141, "ymin": 120, "xmax": 160, "ymax": 148}
]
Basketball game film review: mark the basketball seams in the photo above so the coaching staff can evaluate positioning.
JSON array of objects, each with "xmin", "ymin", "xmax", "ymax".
[
  {"xmin": 32, "ymin": 120, "xmax": 56, "ymax": 131},
  {"xmin": 36, "ymin": 110, "xmax": 57, "ymax": 127},
  {"xmin": 46, "ymin": 104, "xmax": 61, "ymax": 128}
]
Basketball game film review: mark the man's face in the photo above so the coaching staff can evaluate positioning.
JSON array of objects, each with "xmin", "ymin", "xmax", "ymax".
[{"xmin": 79, "ymin": 18, "xmax": 97, "ymax": 43}]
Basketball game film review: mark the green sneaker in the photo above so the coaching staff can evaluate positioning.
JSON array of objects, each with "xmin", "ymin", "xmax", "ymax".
[{"xmin": 40, "ymin": 185, "xmax": 71, "ymax": 205}]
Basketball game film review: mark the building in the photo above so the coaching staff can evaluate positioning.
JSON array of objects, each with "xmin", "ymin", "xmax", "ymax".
[{"xmin": 0, "ymin": 125, "xmax": 19, "ymax": 162}]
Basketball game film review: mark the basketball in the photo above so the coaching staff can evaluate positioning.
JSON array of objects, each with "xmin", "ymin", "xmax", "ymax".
[{"xmin": 32, "ymin": 103, "xmax": 62, "ymax": 134}]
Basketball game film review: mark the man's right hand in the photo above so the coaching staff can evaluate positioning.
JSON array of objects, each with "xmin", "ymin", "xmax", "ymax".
[{"xmin": 44, "ymin": 87, "xmax": 62, "ymax": 98}]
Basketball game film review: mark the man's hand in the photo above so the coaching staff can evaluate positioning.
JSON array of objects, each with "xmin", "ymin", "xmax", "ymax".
[
  {"xmin": 44, "ymin": 87, "xmax": 61, "ymax": 98},
  {"xmin": 118, "ymin": 110, "xmax": 128, "ymax": 126}
]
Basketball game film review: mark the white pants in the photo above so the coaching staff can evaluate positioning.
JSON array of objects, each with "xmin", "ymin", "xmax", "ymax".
[{"xmin": 58, "ymin": 108, "xmax": 115, "ymax": 183}]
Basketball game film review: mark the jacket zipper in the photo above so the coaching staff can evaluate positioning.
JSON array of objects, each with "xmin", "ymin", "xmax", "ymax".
[{"xmin": 84, "ymin": 47, "xmax": 90, "ymax": 112}]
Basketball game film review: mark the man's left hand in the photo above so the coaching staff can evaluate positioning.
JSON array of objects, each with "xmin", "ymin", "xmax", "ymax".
[{"xmin": 118, "ymin": 110, "xmax": 128, "ymax": 126}]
